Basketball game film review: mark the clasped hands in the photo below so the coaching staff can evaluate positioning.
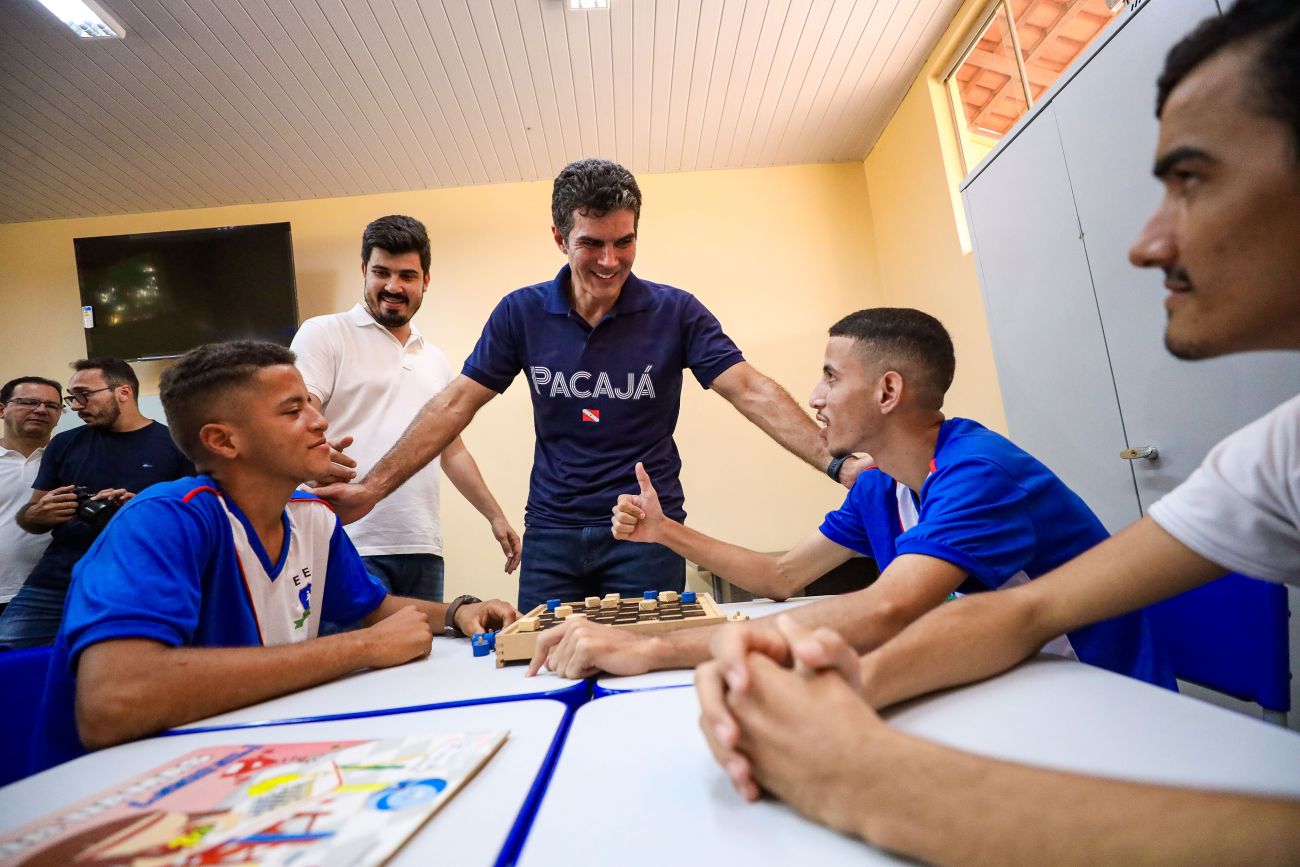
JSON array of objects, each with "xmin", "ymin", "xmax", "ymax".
[{"xmin": 695, "ymin": 615, "xmax": 902, "ymax": 838}]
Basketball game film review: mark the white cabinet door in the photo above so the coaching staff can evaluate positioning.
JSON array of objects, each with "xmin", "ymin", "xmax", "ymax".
[
  {"xmin": 965, "ymin": 109, "xmax": 1140, "ymax": 533},
  {"xmin": 1053, "ymin": 0, "xmax": 1300, "ymax": 510}
]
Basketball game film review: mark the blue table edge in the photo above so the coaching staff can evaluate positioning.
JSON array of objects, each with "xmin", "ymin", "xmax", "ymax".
[{"xmin": 162, "ymin": 678, "xmax": 592, "ymax": 736}]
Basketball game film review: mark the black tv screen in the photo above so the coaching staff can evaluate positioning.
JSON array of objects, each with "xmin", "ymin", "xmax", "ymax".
[{"xmin": 74, "ymin": 222, "xmax": 299, "ymax": 360}]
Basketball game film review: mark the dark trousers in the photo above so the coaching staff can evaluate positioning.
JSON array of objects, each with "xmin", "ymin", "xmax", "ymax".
[
  {"xmin": 361, "ymin": 553, "xmax": 446, "ymax": 603},
  {"xmin": 518, "ymin": 526, "xmax": 685, "ymax": 612}
]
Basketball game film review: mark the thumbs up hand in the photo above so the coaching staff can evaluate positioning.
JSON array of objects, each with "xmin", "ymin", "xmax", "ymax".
[{"xmin": 611, "ymin": 461, "xmax": 665, "ymax": 543}]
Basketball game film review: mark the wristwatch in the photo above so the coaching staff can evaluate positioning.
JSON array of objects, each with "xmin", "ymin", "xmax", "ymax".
[
  {"xmin": 444, "ymin": 594, "xmax": 482, "ymax": 637},
  {"xmin": 826, "ymin": 453, "xmax": 852, "ymax": 482}
]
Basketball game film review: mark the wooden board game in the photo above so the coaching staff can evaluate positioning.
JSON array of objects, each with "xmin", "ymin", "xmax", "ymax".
[{"xmin": 494, "ymin": 591, "xmax": 734, "ymax": 666}]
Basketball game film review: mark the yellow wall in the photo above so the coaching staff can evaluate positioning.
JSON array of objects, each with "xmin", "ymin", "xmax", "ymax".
[
  {"xmin": 0, "ymin": 162, "xmax": 882, "ymax": 603},
  {"xmin": 861, "ymin": 0, "xmax": 1008, "ymax": 434}
]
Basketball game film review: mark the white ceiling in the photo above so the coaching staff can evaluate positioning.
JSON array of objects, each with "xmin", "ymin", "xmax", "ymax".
[{"xmin": 0, "ymin": 0, "xmax": 962, "ymax": 224}]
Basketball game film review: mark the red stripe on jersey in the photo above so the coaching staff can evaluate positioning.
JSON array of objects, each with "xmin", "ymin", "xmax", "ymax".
[{"xmin": 182, "ymin": 485, "xmax": 220, "ymax": 502}]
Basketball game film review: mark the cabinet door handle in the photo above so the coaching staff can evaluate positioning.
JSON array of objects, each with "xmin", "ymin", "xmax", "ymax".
[{"xmin": 1120, "ymin": 445, "xmax": 1159, "ymax": 461}]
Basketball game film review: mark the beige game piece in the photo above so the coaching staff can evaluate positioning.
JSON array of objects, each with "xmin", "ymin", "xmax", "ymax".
[
  {"xmin": 728, "ymin": 611, "xmax": 749, "ymax": 622},
  {"xmin": 584, "ymin": 596, "xmax": 601, "ymax": 609},
  {"xmin": 658, "ymin": 590, "xmax": 679, "ymax": 603},
  {"xmin": 568, "ymin": 612, "xmax": 588, "ymax": 622},
  {"xmin": 494, "ymin": 593, "xmax": 726, "ymax": 666}
]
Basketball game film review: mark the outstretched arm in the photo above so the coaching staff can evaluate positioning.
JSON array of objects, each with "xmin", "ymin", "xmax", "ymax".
[
  {"xmin": 75, "ymin": 606, "xmax": 437, "ymax": 750},
  {"xmin": 314, "ymin": 376, "xmax": 497, "ymax": 524},
  {"xmin": 612, "ymin": 462, "xmax": 852, "ymax": 601},
  {"xmin": 860, "ymin": 517, "xmax": 1226, "ymax": 710},
  {"xmin": 77, "ymin": 594, "xmax": 518, "ymax": 750},
  {"xmin": 537, "ymin": 463, "xmax": 965, "ymax": 677},
  {"xmin": 710, "ymin": 362, "xmax": 869, "ymax": 488},
  {"xmin": 440, "ymin": 436, "xmax": 522, "ymax": 573},
  {"xmin": 721, "ymin": 650, "xmax": 1300, "ymax": 867}
]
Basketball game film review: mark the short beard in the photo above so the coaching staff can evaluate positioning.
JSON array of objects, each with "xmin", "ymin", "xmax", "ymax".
[
  {"xmin": 365, "ymin": 296, "xmax": 412, "ymax": 328},
  {"xmin": 1162, "ymin": 308, "xmax": 1216, "ymax": 360},
  {"xmin": 87, "ymin": 401, "xmax": 121, "ymax": 429},
  {"xmin": 1163, "ymin": 333, "xmax": 1211, "ymax": 360}
]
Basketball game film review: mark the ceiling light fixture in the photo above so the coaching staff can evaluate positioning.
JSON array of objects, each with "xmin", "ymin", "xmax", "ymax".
[
  {"xmin": 35, "ymin": 0, "xmax": 125, "ymax": 39},
  {"xmin": 569, "ymin": 0, "xmax": 609, "ymax": 9}
]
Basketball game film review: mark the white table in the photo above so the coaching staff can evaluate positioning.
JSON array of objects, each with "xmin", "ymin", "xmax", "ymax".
[
  {"xmin": 170, "ymin": 634, "xmax": 586, "ymax": 733},
  {"xmin": 593, "ymin": 596, "xmax": 821, "ymax": 695},
  {"xmin": 0, "ymin": 699, "xmax": 568, "ymax": 867},
  {"xmin": 520, "ymin": 658, "xmax": 1300, "ymax": 866}
]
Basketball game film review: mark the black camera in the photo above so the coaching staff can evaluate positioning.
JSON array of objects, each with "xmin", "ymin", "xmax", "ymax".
[{"xmin": 73, "ymin": 486, "xmax": 121, "ymax": 533}]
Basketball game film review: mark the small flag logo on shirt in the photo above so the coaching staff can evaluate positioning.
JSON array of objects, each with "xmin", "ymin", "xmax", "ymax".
[{"xmin": 581, "ymin": 408, "xmax": 600, "ymax": 423}]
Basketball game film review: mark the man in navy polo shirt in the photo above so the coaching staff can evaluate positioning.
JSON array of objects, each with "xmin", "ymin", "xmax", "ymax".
[{"xmin": 318, "ymin": 158, "xmax": 859, "ymax": 610}]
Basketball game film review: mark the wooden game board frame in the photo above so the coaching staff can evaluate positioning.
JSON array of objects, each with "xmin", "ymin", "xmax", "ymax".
[{"xmin": 494, "ymin": 593, "xmax": 728, "ymax": 666}]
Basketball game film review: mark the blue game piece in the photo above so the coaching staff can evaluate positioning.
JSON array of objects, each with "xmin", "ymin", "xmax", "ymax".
[
  {"xmin": 643, "ymin": 590, "xmax": 658, "ymax": 600},
  {"xmin": 471, "ymin": 633, "xmax": 491, "ymax": 657},
  {"xmin": 546, "ymin": 598, "xmax": 561, "ymax": 611},
  {"xmin": 681, "ymin": 590, "xmax": 697, "ymax": 603},
  {"xmin": 487, "ymin": 631, "xmax": 497, "ymax": 650}
]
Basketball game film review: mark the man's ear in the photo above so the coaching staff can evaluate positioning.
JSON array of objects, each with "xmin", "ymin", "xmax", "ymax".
[
  {"xmin": 198, "ymin": 422, "xmax": 239, "ymax": 462},
  {"xmin": 552, "ymin": 224, "xmax": 568, "ymax": 253},
  {"xmin": 878, "ymin": 370, "xmax": 905, "ymax": 415}
]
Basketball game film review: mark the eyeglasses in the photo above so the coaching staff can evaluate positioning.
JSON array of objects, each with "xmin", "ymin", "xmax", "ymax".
[
  {"xmin": 4, "ymin": 398, "xmax": 64, "ymax": 413},
  {"xmin": 63, "ymin": 386, "xmax": 116, "ymax": 408}
]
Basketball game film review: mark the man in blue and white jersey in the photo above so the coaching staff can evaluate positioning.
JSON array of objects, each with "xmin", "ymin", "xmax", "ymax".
[
  {"xmin": 33, "ymin": 341, "xmax": 517, "ymax": 770},
  {"xmin": 317, "ymin": 159, "xmax": 866, "ymax": 611},
  {"xmin": 528, "ymin": 308, "xmax": 1169, "ymax": 689}
]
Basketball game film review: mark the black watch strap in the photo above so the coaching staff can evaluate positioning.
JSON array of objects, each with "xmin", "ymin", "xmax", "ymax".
[
  {"xmin": 444, "ymin": 594, "xmax": 481, "ymax": 637},
  {"xmin": 826, "ymin": 453, "xmax": 852, "ymax": 482}
]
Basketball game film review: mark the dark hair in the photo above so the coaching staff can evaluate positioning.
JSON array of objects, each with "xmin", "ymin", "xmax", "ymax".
[
  {"xmin": 829, "ymin": 309, "xmax": 956, "ymax": 411},
  {"xmin": 159, "ymin": 341, "xmax": 297, "ymax": 464},
  {"xmin": 1, "ymin": 376, "xmax": 62, "ymax": 404},
  {"xmin": 72, "ymin": 357, "xmax": 139, "ymax": 401},
  {"xmin": 551, "ymin": 158, "xmax": 643, "ymax": 241},
  {"xmin": 1157, "ymin": 0, "xmax": 1300, "ymax": 158},
  {"xmin": 361, "ymin": 215, "xmax": 431, "ymax": 275}
]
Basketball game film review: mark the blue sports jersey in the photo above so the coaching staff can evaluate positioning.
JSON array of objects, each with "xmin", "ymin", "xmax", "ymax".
[
  {"xmin": 32, "ymin": 475, "xmax": 387, "ymax": 768},
  {"xmin": 820, "ymin": 418, "xmax": 1172, "ymax": 687},
  {"xmin": 27, "ymin": 421, "xmax": 194, "ymax": 591},
  {"xmin": 463, "ymin": 265, "xmax": 744, "ymax": 527}
]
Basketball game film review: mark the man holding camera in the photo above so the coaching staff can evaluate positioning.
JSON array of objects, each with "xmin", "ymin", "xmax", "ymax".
[{"xmin": 0, "ymin": 358, "xmax": 193, "ymax": 648}]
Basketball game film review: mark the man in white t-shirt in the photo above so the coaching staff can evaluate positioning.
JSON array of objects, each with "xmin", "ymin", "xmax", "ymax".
[
  {"xmin": 694, "ymin": 1, "xmax": 1300, "ymax": 862},
  {"xmin": 292, "ymin": 216, "xmax": 521, "ymax": 605},
  {"xmin": 0, "ymin": 376, "xmax": 62, "ymax": 617}
]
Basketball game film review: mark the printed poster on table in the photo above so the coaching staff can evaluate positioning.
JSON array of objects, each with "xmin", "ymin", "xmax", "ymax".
[{"xmin": 0, "ymin": 729, "xmax": 508, "ymax": 866}]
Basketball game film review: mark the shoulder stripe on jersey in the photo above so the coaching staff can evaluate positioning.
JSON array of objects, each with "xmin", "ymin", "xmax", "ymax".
[{"xmin": 182, "ymin": 485, "xmax": 220, "ymax": 502}]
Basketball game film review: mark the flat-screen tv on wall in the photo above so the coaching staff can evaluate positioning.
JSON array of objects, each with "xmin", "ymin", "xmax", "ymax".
[{"xmin": 74, "ymin": 222, "xmax": 299, "ymax": 360}]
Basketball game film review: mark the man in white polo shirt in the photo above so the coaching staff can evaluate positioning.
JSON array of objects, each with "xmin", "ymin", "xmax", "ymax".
[
  {"xmin": 0, "ymin": 376, "xmax": 62, "ymax": 618},
  {"xmin": 291, "ymin": 216, "xmax": 521, "ymax": 606}
]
